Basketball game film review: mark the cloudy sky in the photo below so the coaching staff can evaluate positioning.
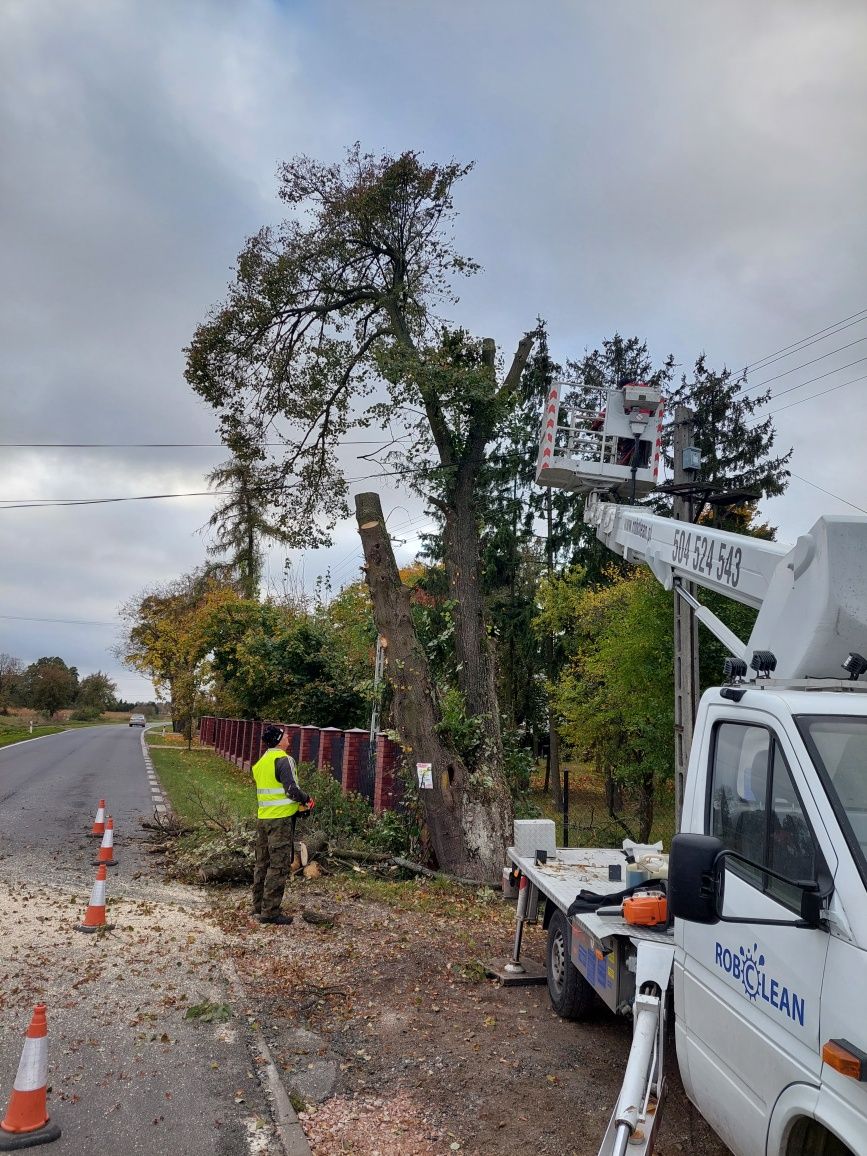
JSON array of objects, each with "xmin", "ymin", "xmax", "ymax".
[{"xmin": 1, "ymin": 0, "xmax": 866, "ymax": 701}]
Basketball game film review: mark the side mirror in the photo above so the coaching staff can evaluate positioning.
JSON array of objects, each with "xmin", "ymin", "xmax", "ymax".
[
  {"xmin": 669, "ymin": 833, "xmax": 724, "ymax": 924},
  {"xmin": 669, "ymin": 834, "xmax": 833, "ymax": 930}
]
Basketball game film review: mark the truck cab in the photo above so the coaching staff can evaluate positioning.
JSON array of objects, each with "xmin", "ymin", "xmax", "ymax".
[{"xmin": 673, "ymin": 686, "xmax": 867, "ymax": 1156}]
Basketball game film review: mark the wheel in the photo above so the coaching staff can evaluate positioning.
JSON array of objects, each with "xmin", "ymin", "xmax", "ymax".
[{"xmin": 546, "ymin": 908, "xmax": 595, "ymax": 1020}]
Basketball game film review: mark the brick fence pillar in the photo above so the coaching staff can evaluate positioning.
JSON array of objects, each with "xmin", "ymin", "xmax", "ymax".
[
  {"xmin": 248, "ymin": 720, "xmax": 263, "ymax": 768},
  {"xmin": 374, "ymin": 734, "xmax": 404, "ymax": 813},
  {"xmin": 239, "ymin": 719, "xmax": 252, "ymax": 770},
  {"xmin": 341, "ymin": 729, "xmax": 369, "ymax": 795},
  {"xmin": 317, "ymin": 728, "xmax": 340, "ymax": 771},
  {"xmin": 299, "ymin": 725, "xmax": 319, "ymax": 766},
  {"xmin": 284, "ymin": 724, "xmax": 302, "ymax": 760}
]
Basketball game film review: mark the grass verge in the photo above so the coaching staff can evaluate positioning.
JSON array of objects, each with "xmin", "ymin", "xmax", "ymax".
[
  {"xmin": 0, "ymin": 725, "xmax": 64, "ymax": 748},
  {"xmin": 146, "ymin": 735, "xmax": 255, "ymax": 825}
]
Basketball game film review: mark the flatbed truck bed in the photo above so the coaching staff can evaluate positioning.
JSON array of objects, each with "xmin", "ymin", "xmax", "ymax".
[{"xmin": 504, "ymin": 844, "xmax": 675, "ymax": 1156}]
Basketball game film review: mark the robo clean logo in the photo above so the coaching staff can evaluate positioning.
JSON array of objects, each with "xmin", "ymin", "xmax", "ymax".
[{"xmin": 714, "ymin": 942, "xmax": 806, "ymax": 1027}]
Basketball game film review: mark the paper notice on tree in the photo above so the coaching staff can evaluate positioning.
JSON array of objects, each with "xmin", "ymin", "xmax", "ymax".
[{"xmin": 416, "ymin": 762, "xmax": 433, "ymax": 789}]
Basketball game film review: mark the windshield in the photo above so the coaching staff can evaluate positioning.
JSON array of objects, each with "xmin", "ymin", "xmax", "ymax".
[{"xmin": 796, "ymin": 715, "xmax": 867, "ymax": 874}]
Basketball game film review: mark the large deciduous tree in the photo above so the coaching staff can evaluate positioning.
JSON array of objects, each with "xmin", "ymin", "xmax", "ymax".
[
  {"xmin": 120, "ymin": 568, "xmax": 239, "ymax": 743},
  {"xmin": 23, "ymin": 657, "xmax": 79, "ymax": 718},
  {"xmin": 185, "ymin": 147, "xmax": 535, "ymax": 880},
  {"xmin": 77, "ymin": 672, "xmax": 118, "ymax": 712}
]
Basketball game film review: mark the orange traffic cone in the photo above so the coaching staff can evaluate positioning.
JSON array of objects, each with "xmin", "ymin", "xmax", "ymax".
[
  {"xmin": 92, "ymin": 816, "xmax": 117, "ymax": 867},
  {"xmin": 75, "ymin": 865, "xmax": 114, "ymax": 933},
  {"xmin": 88, "ymin": 799, "xmax": 106, "ymax": 838},
  {"xmin": 0, "ymin": 1004, "xmax": 61, "ymax": 1149}
]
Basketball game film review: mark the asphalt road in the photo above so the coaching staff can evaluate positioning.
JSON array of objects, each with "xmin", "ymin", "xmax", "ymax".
[
  {"xmin": 0, "ymin": 726, "xmax": 280, "ymax": 1156},
  {"xmin": 0, "ymin": 725, "xmax": 155, "ymax": 887}
]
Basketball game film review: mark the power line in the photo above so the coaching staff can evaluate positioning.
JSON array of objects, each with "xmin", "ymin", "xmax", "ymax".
[
  {"xmin": 0, "ymin": 439, "xmax": 399, "ymax": 449},
  {"xmin": 741, "ymin": 307, "xmax": 867, "ymax": 376},
  {"xmin": 0, "ymin": 489, "xmax": 225, "ymax": 510},
  {"xmin": 746, "ymin": 372, "xmax": 867, "ymax": 425},
  {"xmin": 0, "ymin": 464, "xmax": 440, "ymax": 511},
  {"xmin": 738, "ymin": 339, "xmax": 867, "ymax": 397},
  {"xmin": 0, "ymin": 613, "xmax": 119, "ymax": 627},
  {"xmin": 788, "ymin": 473, "xmax": 867, "ymax": 516}
]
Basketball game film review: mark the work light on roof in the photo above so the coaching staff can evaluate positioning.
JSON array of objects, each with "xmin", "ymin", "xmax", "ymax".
[
  {"xmin": 842, "ymin": 652, "xmax": 867, "ymax": 681},
  {"xmin": 723, "ymin": 657, "xmax": 748, "ymax": 684},
  {"xmin": 750, "ymin": 651, "xmax": 777, "ymax": 678}
]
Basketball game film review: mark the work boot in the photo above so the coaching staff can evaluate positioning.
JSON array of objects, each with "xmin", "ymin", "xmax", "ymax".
[{"xmin": 258, "ymin": 914, "xmax": 294, "ymax": 926}]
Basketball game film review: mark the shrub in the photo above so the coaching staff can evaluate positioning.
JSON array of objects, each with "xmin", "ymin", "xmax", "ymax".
[
  {"xmin": 70, "ymin": 706, "xmax": 102, "ymax": 722},
  {"xmin": 298, "ymin": 765, "xmax": 414, "ymax": 855}
]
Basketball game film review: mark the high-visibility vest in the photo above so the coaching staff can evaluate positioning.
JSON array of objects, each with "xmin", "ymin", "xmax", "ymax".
[{"xmin": 252, "ymin": 749, "xmax": 302, "ymax": 821}]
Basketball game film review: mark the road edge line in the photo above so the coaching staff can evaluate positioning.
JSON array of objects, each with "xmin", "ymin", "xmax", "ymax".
[{"xmin": 140, "ymin": 727, "xmax": 170, "ymax": 816}]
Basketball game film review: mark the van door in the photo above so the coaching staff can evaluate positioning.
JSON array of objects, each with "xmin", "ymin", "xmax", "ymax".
[{"xmin": 676, "ymin": 713, "xmax": 833, "ymax": 1156}]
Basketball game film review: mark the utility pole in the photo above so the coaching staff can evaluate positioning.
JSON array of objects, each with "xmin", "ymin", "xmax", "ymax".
[
  {"xmin": 368, "ymin": 635, "xmax": 386, "ymax": 755},
  {"xmin": 545, "ymin": 488, "xmax": 563, "ymax": 816},
  {"xmin": 672, "ymin": 405, "xmax": 700, "ymax": 829}
]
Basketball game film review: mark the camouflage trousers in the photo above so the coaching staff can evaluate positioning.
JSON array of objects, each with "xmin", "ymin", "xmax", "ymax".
[{"xmin": 252, "ymin": 815, "xmax": 297, "ymax": 918}]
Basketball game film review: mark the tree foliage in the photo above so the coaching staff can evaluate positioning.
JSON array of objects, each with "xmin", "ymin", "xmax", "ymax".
[
  {"xmin": 77, "ymin": 671, "xmax": 118, "ymax": 711},
  {"xmin": 185, "ymin": 146, "xmax": 481, "ymax": 544},
  {"xmin": 663, "ymin": 354, "xmax": 792, "ymax": 524},
  {"xmin": 203, "ymin": 449, "xmax": 294, "ymax": 598},
  {"xmin": 538, "ymin": 567, "xmax": 674, "ymax": 841},
  {"xmin": 204, "ymin": 599, "xmax": 367, "ymax": 728},
  {"xmin": 120, "ymin": 568, "xmax": 240, "ymax": 742},
  {"xmin": 23, "ymin": 657, "xmax": 79, "ymax": 718}
]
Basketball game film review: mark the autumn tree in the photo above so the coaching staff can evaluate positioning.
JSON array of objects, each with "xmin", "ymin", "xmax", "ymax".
[
  {"xmin": 120, "ymin": 568, "xmax": 239, "ymax": 743},
  {"xmin": 539, "ymin": 567, "xmax": 674, "ymax": 842},
  {"xmin": 185, "ymin": 147, "xmax": 535, "ymax": 881},
  {"xmin": 0, "ymin": 653, "xmax": 24, "ymax": 710}
]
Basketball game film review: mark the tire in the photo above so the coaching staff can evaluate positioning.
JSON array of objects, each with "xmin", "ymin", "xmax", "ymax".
[{"xmin": 546, "ymin": 908, "xmax": 595, "ymax": 1020}]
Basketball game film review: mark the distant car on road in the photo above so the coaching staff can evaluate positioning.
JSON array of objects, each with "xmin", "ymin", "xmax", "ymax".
[{"xmin": 128, "ymin": 714, "xmax": 147, "ymax": 727}]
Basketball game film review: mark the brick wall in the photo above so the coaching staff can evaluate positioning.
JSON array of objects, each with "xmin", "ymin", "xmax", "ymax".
[{"xmin": 198, "ymin": 716, "xmax": 404, "ymax": 812}]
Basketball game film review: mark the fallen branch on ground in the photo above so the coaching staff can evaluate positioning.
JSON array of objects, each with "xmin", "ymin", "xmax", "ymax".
[{"xmin": 391, "ymin": 857, "xmax": 501, "ymax": 890}]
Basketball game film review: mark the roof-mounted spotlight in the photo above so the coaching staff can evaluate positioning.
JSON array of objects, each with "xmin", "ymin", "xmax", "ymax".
[
  {"xmin": 750, "ymin": 651, "xmax": 777, "ymax": 679},
  {"xmin": 723, "ymin": 657, "xmax": 748, "ymax": 684},
  {"xmin": 842, "ymin": 652, "xmax": 867, "ymax": 682}
]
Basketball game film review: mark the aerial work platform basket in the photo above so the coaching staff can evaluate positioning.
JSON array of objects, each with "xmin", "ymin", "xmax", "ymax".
[{"xmin": 535, "ymin": 381, "xmax": 664, "ymax": 498}]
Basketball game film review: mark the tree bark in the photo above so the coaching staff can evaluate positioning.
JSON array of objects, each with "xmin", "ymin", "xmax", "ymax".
[
  {"xmin": 355, "ymin": 492, "xmax": 512, "ymax": 882},
  {"xmin": 442, "ymin": 473, "xmax": 502, "ymax": 756}
]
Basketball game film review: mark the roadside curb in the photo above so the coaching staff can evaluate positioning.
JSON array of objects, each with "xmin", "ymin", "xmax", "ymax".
[
  {"xmin": 140, "ymin": 728, "xmax": 169, "ymax": 816},
  {"xmin": 222, "ymin": 960, "xmax": 312, "ymax": 1156}
]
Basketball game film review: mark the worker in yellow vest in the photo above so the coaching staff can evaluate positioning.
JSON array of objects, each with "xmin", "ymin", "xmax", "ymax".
[{"xmin": 251, "ymin": 725, "xmax": 313, "ymax": 925}]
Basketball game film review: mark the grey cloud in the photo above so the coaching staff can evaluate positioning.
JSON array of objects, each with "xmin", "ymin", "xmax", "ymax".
[{"xmin": 1, "ymin": 0, "xmax": 865, "ymax": 693}]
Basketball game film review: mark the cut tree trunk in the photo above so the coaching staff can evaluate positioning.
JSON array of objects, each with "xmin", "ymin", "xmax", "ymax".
[
  {"xmin": 442, "ymin": 473, "xmax": 502, "ymax": 759},
  {"xmin": 355, "ymin": 492, "xmax": 512, "ymax": 883},
  {"xmin": 297, "ymin": 831, "xmax": 329, "ymax": 867}
]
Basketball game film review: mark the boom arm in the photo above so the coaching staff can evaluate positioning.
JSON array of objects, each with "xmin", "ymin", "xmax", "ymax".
[
  {"xmin": 585, "ymin": 494, "xmax": 867, "ymax": 680},
  {"xmin": 586, "ymin": 494, "xmax": 788, "ymax": 610}
]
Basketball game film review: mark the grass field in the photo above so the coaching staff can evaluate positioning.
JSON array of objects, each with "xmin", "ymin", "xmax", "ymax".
[
  {"xmin": 145, "ymin": 733, "xmax": 255, "ymax": 825},
  {"xmin": 0, "ymin": 721, "xmax": 64, "ymax": 748},
  {"xmin": 0, "ymin": 710, "xmax": 157, "ymax": 749}
]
